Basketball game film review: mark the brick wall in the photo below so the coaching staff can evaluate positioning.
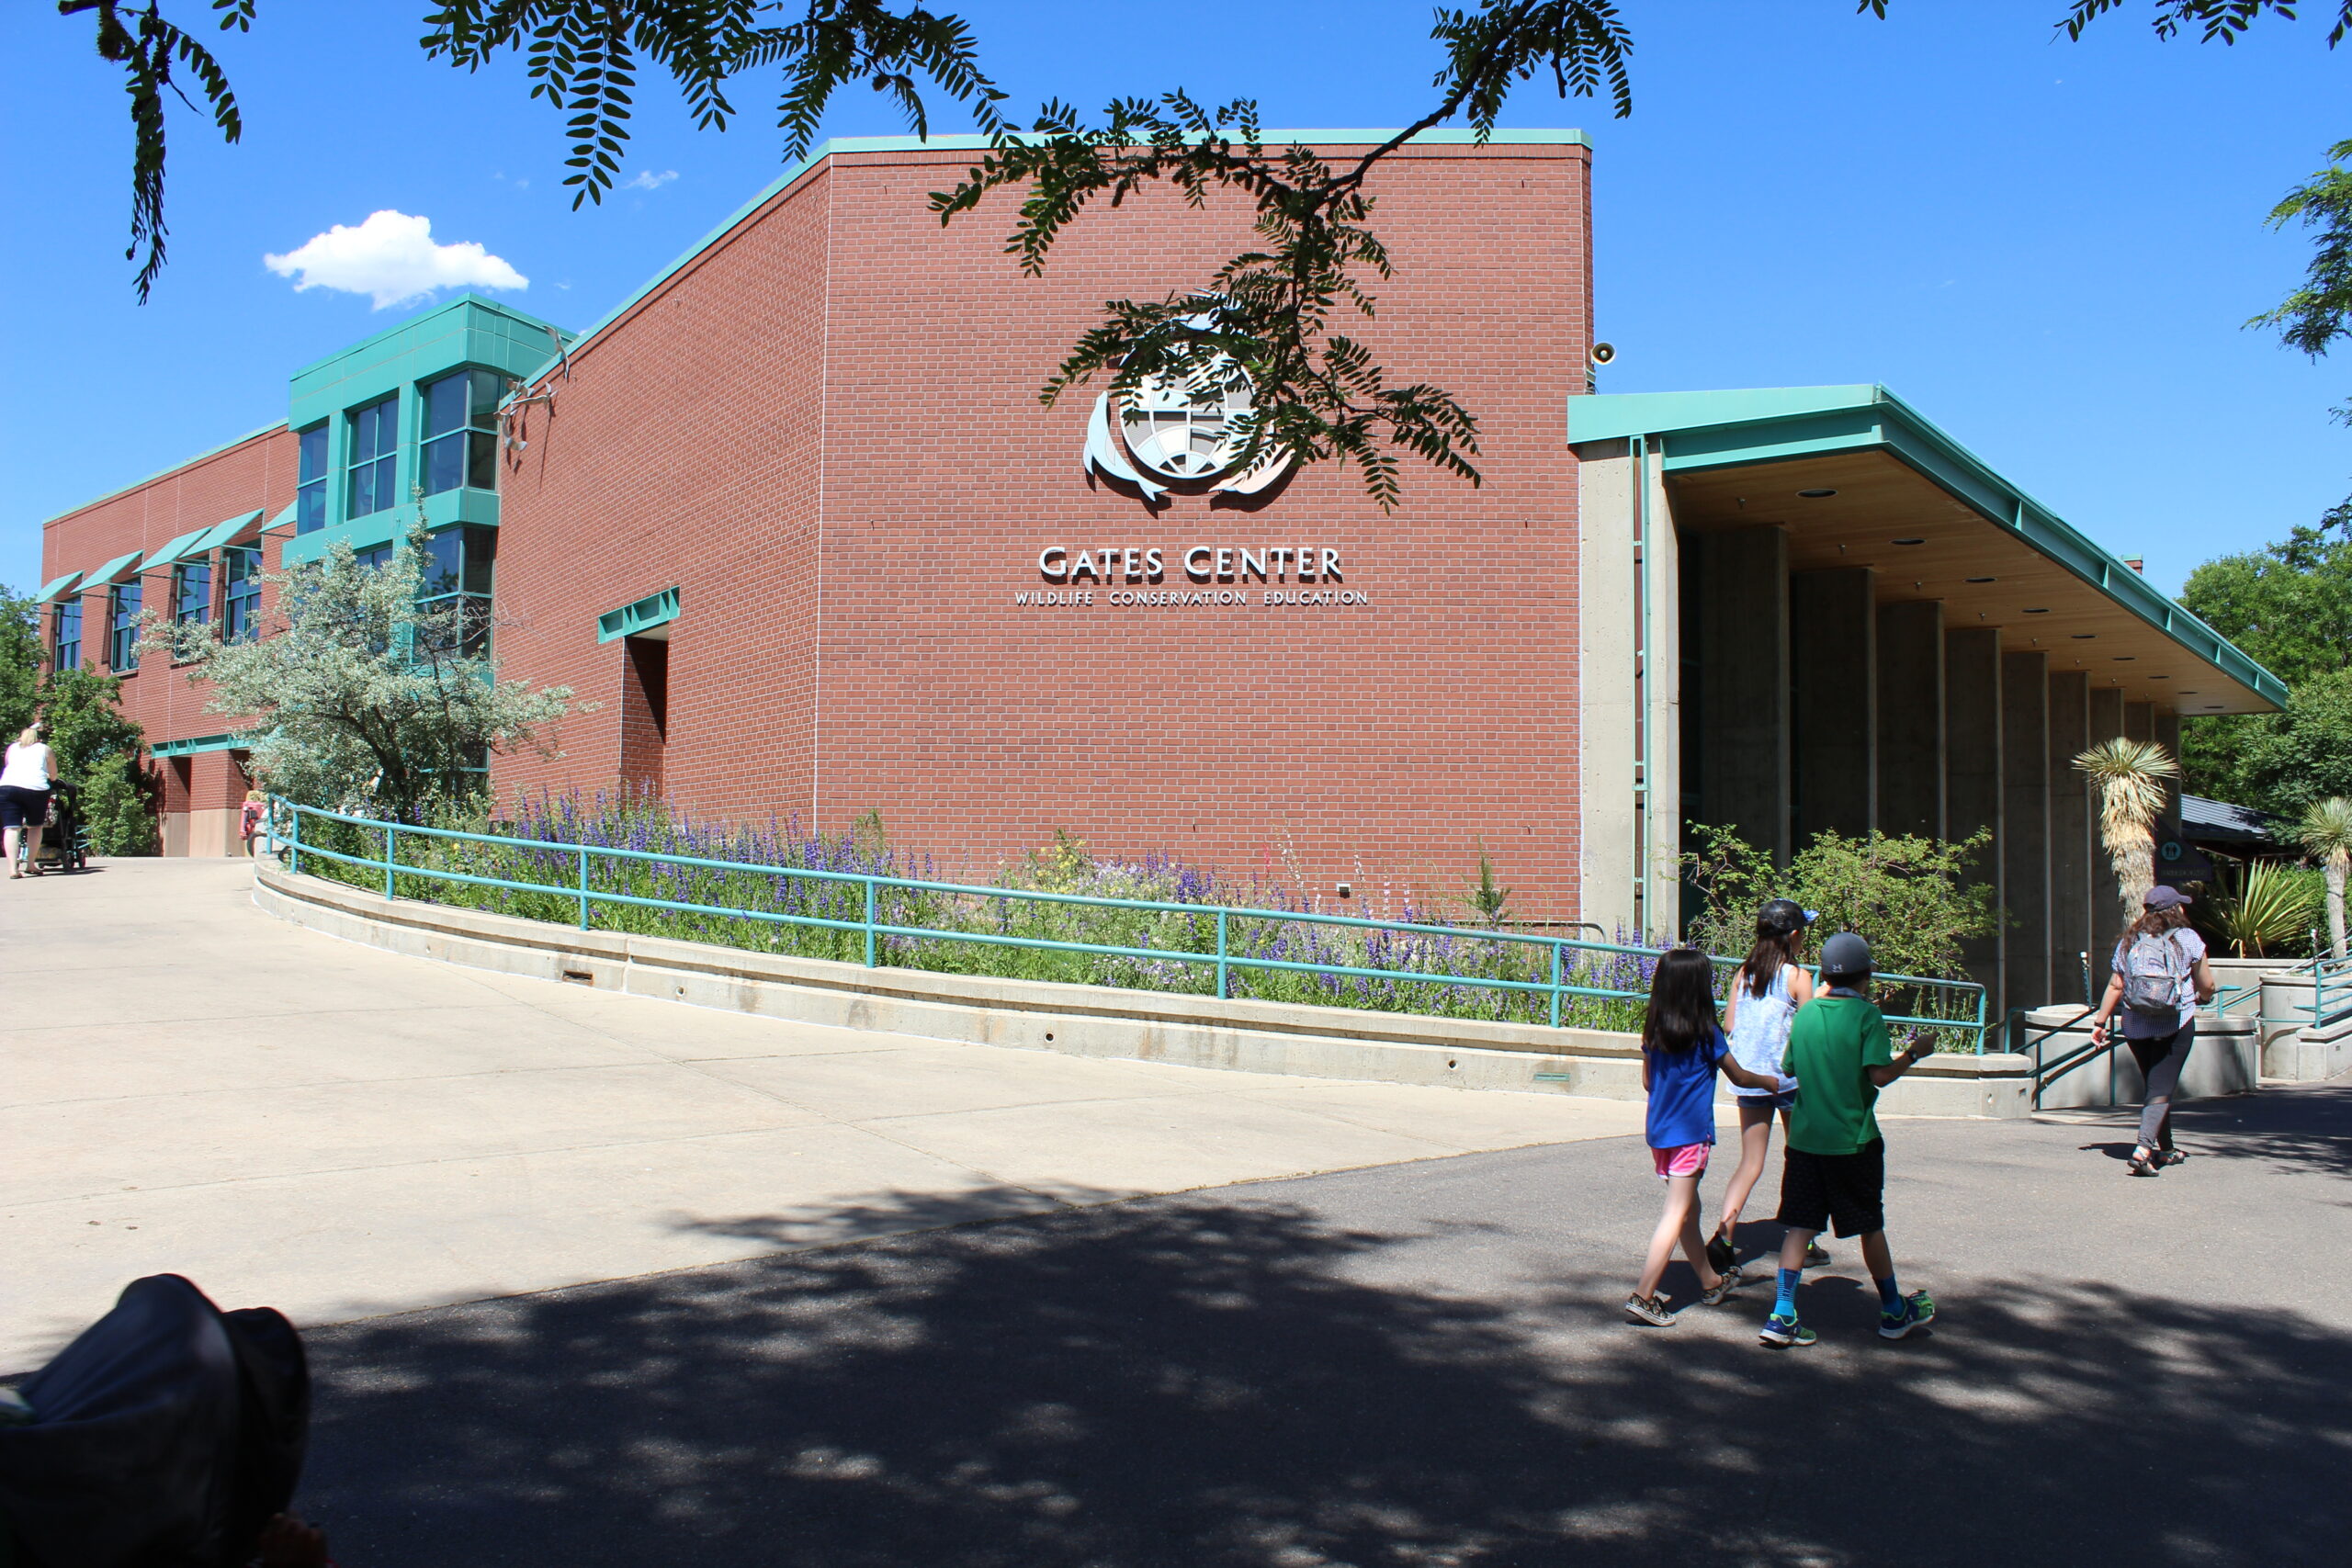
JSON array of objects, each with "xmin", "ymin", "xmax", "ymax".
[{"xmin": 495, "ymin": 139, "xmax": 1593, "ymax": 917}]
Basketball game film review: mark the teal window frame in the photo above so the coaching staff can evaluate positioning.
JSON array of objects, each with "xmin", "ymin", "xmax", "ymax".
[
  {"xmin": 419, "ymin": 369, "xmax": 503, "ymax": 496},
  {"xmin": 346, "ymin": 396, "xmax": 400, "ymax": 519},
  {"xmin": 296, "ymin": 423, "xmax": 330, "ymax": 534},
  {"xmin": 221, "ymin": 547, "xmax": 262, "ymax": 642},
  {"xmin": 108, "ymin": 581, "xmax": 141, "ymax": 671},
  {"xmin": 418, "ymin": 525, "xmax": 494, "ymax": 658},
  {"xmin": 174, "ymin": 558, "xmax": 213, "ymax": 629},
  {"xmin": 51, "ymin": 600, "xmax": 81, "ymax": 672}
]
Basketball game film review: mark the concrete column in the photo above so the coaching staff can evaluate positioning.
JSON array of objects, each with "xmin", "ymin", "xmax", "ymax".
[
  {"xmin": 1695, "ymin": 526, "xmax": 1792, "ymax": 866},
  {"xmin": 1875, "ymin": 601, "xmax": 1945, "ymax": 840},
  {"xmin": 2154, "ymin": 706, "xmax": 2185, "ymax": 860},
  {"xmin": 1792, "ymin": 568, "xmax": 1877, "ymax": 845},
  {"xmin": 2047, "ymin": 671, "xmax": 2092, "ymax": 1007},
  {"xmin": 2003, "ymin": 650, "xmax": 2052, "ymax": 1010},
  {"xmin": 2125, "ymin": 700, "xmax": 2155, "ymax": 743},
  {"xmin": 2087, "ymin": 686, "xmax": 2129, "ymax": 983},
  {"xmin": 1946, "ymin": 628, "xmax": 2005, "ymax": 1002}
]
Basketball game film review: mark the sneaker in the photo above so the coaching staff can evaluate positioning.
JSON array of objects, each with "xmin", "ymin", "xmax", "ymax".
[
  {"xmin": 1700, "ymin": 1264, "xmax": 1745, "ymax": 1306},
  {"xmin": 1625, "ymin": 1292, "xmax": 1677, "ymax": 1326},
  {"xmin": 1804, "ymin": 1240, "xmax": 1832, "ymax": 1268},
  {"xmin": 1878, "ymin": 1291, "xmax": 1938, "ymax": 1340},
  {"xmin": 1705, "ymin": 1232, "xmax": 1736, "ymax": 1276},
  {"xmin": 1758, "ymin": 1313, "xmax": 1816, "ymax": 1348}
]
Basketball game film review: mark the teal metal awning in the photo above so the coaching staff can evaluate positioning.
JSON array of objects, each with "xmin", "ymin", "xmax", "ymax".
[
  {"xmin": 151, "ymin": 732, "xmax": 245, "ymax": 759},
  {"xmin": 146, "ymin": 527, "xmax": 210, "ymax": 570},
  {"xmin": 188, "ymin": 509, "xmax": 266, "ymax": 556},
  {"xmin": 597, "ymin": 587, "xmax": 681, "ymax": 642},
  {"xmin": 34, "ymin": 571, "xmax": 82, "ymax": 604},
  {"xmin": 87, "ymin": 550, "xmax": 143, "ymax": 585},
  {"xmin": 1567, "ymin": 384, "xmax": 2290, "ymax": 714},
  {"xmin": 263, "ymin": 502, "xmax": 298, "ymax": 532}
]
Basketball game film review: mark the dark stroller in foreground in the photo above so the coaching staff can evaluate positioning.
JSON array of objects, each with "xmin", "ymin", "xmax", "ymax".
[
  {"xmin": 0, "ymin": 1275, "xmax": 322, "ymax": 1567},
  {"xmin": 27, "ymin": 782, "xmax": 87, "ymax": 874}
]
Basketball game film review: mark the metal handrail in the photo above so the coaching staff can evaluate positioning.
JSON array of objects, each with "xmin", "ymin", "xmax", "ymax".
[{"xmin": 266, "ymin": 796, "xmax": 1990, "ymax": 1047}]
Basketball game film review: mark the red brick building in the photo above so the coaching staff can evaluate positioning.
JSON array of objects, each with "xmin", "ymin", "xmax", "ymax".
[{"xmin": 35, "ymin": 131, "xmax": 2284, "ymax": 1009}]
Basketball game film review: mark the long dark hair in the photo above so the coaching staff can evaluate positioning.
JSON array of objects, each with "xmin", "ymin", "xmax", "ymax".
[
  {"xmin": 1741, "ymin": 920, "xmax": 1804, "ymax": 998},
  {"xmin": 1644, "ymin": 946, "xmax": 1720, "ymax": 1055},
  {"xmin": 2125, "ymin": 903, "xmax": 2190, "ymax": 942}
]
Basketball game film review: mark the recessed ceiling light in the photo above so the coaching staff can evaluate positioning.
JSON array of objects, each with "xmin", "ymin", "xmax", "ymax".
[
  {"xmin": 2023, "ymin": 607, "xmax": 2051, "ymax": 614},
  {"xmin": 2149, "ymin": 675, "xmax": 2169, "ymax": 681},
  {"xmin": 2114, "ymin": 656, "xmax": 2137, "ymax": 661},
  {"xmin": 2071, "ymin": 633, "xmax": 2096, "ymax": 639},
  {"xmin": 2179, "ymin": 691, "xmax": 2199, "ymax": 695},
  {"xmin": 1798, "ymin": 488, "xmax": 1838, "ymax": 499},
  {"xmin": 2205, "ymin": 705, "xmax": 2225, "ymax": 710},
  {"xmin": 1892, "ymin": 536, "xmax": 1926, "ymax": 546},
  {"xmin": 1966, "ymin": 576, "xmax": 1996, "ymax": 583}
]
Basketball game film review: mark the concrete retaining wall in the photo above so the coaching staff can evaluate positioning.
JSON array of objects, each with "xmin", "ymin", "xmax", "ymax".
[
  {"xmin": 2022, "ymin": 1007, "xmax": 2261, "ymax": 1109},
  {"xmin": 253, "ymin": 860, "xmax": 2035, "ymax": 1117}
]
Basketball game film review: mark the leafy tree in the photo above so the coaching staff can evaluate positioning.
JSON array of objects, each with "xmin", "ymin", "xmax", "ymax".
[
  {"xmin": 73, "ymin": 3, "xmax": 2325, "ymax": 504},
  {"xmin": 37, "ymin": 667, "xmax": 159, "ymax": 855},
  {"xmin": 0, "ymin": 586, "xmax": 42, "ymax": 743},
  {"xmin": 1679, "ymin": 822, "xmax": 1996, "ymax": 984},
  {"xmin": 149, "ymin": 527, "xmax": 578, "ymax": 817}
]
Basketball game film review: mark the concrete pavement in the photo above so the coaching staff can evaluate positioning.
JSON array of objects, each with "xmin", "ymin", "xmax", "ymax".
[
  {"xmin": 0, "ymin": 858, "xmax": 1644, "ymax": 1370},
  {"xmin": 293, "ymin": 1077, "xmax": 2352, "ymax": 1567}
]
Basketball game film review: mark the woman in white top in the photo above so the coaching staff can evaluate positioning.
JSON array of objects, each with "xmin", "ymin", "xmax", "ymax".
[
  {"xmin": 1706, "ymin": 898, "xmax": 1826, "ymax": 1273},
  {"xmin": 0, "ymin": 726, "xmax": 60, "ymax": 878}
]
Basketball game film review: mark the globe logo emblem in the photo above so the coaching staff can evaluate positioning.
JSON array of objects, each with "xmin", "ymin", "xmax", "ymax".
[{"xmin": 1082, "ymin": 351, "xmax": 1295, "ymax": 502}]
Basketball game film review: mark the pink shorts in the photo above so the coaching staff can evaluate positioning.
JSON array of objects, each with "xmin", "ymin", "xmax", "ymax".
[{"xmin": 1652, "ymin": 1144, "xmax": 1711, "ymax": 1179}]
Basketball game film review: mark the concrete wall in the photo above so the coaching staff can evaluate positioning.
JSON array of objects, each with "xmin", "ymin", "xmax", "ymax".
[
  {"xmin": 1576, "ymin": 446, "xmax": 1636, "ymax": 933},
  {"xmin": 2048, "ymin": 671, "xmax": 2093, "ymax": 1007},
  {"xmin": 1946, "ymin": 628, "xmax": 2005, "ymax": 1000},
  {"xmin": 2002, "ymin": 650, "xmax": 2052, "ymax": 1009},
  {"xmin": 1876, "ymin": 601, "xmax": 1945, "ymax": 840},
  {"xmin": 1694, "ymin": 526, "xmax": 1792, "ymax": 865},
  {"xmin": 1792, "ymin": 568, "xmax": 1876, "ymax": 842}
]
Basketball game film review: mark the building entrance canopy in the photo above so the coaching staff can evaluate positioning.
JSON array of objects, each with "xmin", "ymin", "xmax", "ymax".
[{"xmin": 1568, "ymin": 385, "xmax": 2283, "ymax": 716}]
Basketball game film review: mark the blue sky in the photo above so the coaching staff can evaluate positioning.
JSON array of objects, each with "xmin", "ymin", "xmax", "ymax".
[{"xmin": 4, "ymin": 1, "xmax": 2346, "ymax": 596}]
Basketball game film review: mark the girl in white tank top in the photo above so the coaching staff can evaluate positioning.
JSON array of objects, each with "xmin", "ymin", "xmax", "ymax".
[{"xmin": 1708, "ymin": 900, "xmax": 1830, "ymax": 1271}]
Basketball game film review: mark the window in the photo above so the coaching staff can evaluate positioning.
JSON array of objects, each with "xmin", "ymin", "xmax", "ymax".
[
  {"xmin": 51, "ymin": 600, "xmax": 81, "ymax": 672},
  {"xmin": 296, "ymin": 423, "xmax": 330, "ymax": 534},
  {"xmin": 175, "ymin": 558, "xmax": 213, "ymax": 628},
  {"xmin": 420, "ymin": 369, "xmax": 502, "ymax": 495},
  {"xmin": 108, "ymin": 581, "xmax": 141, "ymax": 671},
  {"xmin": 346, "ymin": 396, "xmax": 399, "ymax": 518},
  {"xmin": 221, "ymin": 547, "xmax": 261, "ymax": 642},
  {"xmin": 418, "ymin": 526, "xmax": 494, "ymax": 657}
]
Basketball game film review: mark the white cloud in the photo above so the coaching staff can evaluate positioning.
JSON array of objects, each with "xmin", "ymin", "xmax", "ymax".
[
  {"xmin": 623, "ymin": 169, "xmax": 679, "ymax": 192},
  {"xmin": 263, "ymin": 210, "xmax": 527, "ymax": 310}
]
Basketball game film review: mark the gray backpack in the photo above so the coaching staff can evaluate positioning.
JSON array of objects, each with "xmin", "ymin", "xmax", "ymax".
[{"xmin": 2121, "ymin": 931, "xmax": 2188, "ymax": 1018}]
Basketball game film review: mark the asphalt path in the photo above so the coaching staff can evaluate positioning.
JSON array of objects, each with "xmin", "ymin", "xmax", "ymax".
[{"xmin": 290, "ymin": 1081, "xmax": 2352, "ymax": 1568}]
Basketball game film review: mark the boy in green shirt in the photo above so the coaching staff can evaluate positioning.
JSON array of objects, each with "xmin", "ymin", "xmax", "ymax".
[{"xmin": 1759, "ymin": 931, "xmax": 1939, "ymax": 1348}]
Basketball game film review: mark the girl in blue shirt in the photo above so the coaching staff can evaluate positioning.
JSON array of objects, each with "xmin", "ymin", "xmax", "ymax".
[{"xmin": 1627, "ymin": 946, "xmax": 1792, "ymax": 1326}]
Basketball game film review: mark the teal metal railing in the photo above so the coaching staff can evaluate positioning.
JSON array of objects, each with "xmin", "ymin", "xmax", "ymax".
[{"xmin": 264, "ymin": 797, "xmax": 1988, "ymax": 1048}]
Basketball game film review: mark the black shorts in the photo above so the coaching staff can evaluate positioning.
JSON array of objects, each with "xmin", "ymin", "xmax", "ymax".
[
  {"xmin": 0, "ymin": 785, "xmax": 49, "ymax": 829},
  {"xmin": 1776, "ymin": 1138, "xmax": 1886, "ymax": 1238}
]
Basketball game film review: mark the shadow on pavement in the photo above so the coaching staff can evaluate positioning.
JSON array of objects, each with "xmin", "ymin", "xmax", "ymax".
[
  {"xmin": 302, "ymin": 1181, "xmax": 2349, "ymax": 1568},
  {"xmin": 2063, "ymin": 1078, "xmax": 2352, "ymax": 1179}
]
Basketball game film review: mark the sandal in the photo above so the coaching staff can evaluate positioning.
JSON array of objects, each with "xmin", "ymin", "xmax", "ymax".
[{"xmin": 2127, "ymin": 1146, "xmax": 2158, "ymax": 1177}]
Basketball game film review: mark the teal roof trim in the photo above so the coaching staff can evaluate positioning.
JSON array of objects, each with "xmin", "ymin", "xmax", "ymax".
[
  {"xmin": 35, "ymin": 571, "xmax": 81, "ymax": 604},
  {"xmin": 39, "ymin": 423, "xmax": 285, "ymax": 529},
  {"xmin": 513, "ymin": 128, "xmax": 1589, "ymax": 391},
  {"xmin": 597, "ymin": 587, "xmax": 681, "ymax": 642},
  {"xmin": 1566, "ymin": 385, "xmax": 2290, "ymax": 711},
  {"xmin": 290, "ymin": 296, "xmax": 573, "ymax": 430},
  {"xmin": 151, "ymin": 732, "xmax": 244, "ymax": 759},
  {"xmin": 89, "ymin": 550, "xmax": 143, "ymax": 585}
]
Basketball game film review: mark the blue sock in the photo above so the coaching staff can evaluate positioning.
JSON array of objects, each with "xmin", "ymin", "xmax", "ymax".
[
  {"xmin": 1876, "ymin": 1274, "xmax": 1902, "ymax": 1313},
  {"xmin": 1773, "ymin": 1268, "xmax": 1801, "ymax": 1319}
]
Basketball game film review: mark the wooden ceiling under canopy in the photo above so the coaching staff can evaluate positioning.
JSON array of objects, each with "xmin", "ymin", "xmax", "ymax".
[{"xmin": 1665, "ymin": 447, "xmax": 2268, "ymax": 716}]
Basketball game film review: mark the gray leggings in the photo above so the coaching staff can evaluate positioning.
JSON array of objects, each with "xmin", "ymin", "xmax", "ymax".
[{"xmin": 2127, "ymin": 1020, "xmax": 2195, "ymax": 1150}]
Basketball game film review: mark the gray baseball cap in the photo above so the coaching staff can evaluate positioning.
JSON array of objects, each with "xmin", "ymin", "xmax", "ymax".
[
  {"xmin": 1819, "ymin": 931, "xmax": 1873, "ymax": 978},
  {"xmin": 2143, "ymin": 886, "xmax": 2188, "ymax": 909}
]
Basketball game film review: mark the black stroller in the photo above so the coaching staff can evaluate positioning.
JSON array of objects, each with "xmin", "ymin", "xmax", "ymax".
[{"xmin": 32, "ymin": 781, "xmax": 87, "ymax": 873}]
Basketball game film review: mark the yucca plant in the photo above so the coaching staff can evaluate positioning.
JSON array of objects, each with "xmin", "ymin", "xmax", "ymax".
[
  {"xmin": 2074, "ymin": 739, "xmax": 2181, "ymax": 930},
  {"xmin": 2294, "ymin": 796, "xmax": 2352, "ymax": 960},
  {"xmin": 2210, "ymin": 860, "xmax": 2321, "ymax": 959}
]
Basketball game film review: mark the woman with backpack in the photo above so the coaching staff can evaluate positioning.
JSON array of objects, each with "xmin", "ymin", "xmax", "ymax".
[{"xmin": 2088, "ymin": 886, "xmax": 2217, "ymax": 1177}]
